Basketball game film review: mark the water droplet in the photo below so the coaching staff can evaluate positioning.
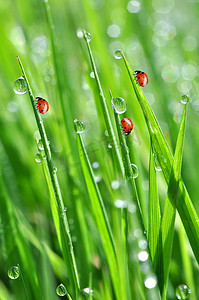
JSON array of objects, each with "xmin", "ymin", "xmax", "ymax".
[
  {"xmin": 74, "ymin": 119, "xmax": 85, "ymax": 133},
  {"xmin": 108, "ymin": 143, "xmax": 112, "ymax": 149},
  {"xmin": 52, "ymin": 167, "xmax": 57, "ymax": 174},
  {"xmin": 111, "ymin": 97, "xmax": 127, "ymax": 114},
  {"xmin": 153, "ymin": 153, "xmax": 164, "ymax": 171},
  {"xmin": 138, "ymin": 251, "xmax": 149, "ymax": 262},
  {"xmin": 138, "ymin": 239, "xmax": 148, "ymax": 249},
  {"xmin": 180, "ymin": 95, "xmax": 189, "ymax": 105},
  {"xmin": 8, "ymin": 266, "xmax": 20, "ymax": 279},
  {"xmin": 34, "ymin": 131, "xmax": 40, "ymax": 142},
  {"xmin": 84, "ymin": 31, "xmax": 91, "ymax": 42},
  {"xmin": 35, "ymin": 153, "xmax": 41, "ymax": 163},
  {"xmin": 144, "ymin": 275, "xmax": 157, "ymax": 289},
  {"xmin": 37, "ymin": 139, "xmax": 44, "ymax": 151},
  {"xmin": 13, "ymin": 76, "xmax": 28, "ymax": 95},
  {"xmin": 82, "ymin": 287, "xmax": 94, "ymax": 295},
  {"xmin": 92, "ymin": 161, "xmax": 99, "ymax": 169},
  {"xmin": 115, "ymin": 200, "xmax": 127, "ymax": 208},
  {"xmin": 148, "ymin": 120, "xmax": 157, "ymax": 134},
  {"xmin": 76, "ymin": 28, "xmax": 83, "ymax": 38},
  {"xmin": 114, "ymin": 49, "xmax": 123, "ymax": 59},
  {"xmin": 94, "ymin": 175, "xmax": 101, "ymax": 183},
  {"xmin": 111, "ymin": 180, "xmax": 120, "ymax": 190},
  {"xmin": 56, "ymin": 283, "xmax": 67, "ymax": 296},
  {"xmin": 176, "ymin": 284, "xmax": 191, "ymax": 300},
  {"xmin": 90, "ymin": 71, "xmax": 95, "ymax": 78},
  {"xmin": 104, "ymin": 130, "xmax": 109, "ymax": 136},
  {"xmin": 131, "ymin": 164, "xmax": 139, "ymax": 178},
  {"xmin": 125, "ymin": 145, "xmax": 129, "ymax": 153}
]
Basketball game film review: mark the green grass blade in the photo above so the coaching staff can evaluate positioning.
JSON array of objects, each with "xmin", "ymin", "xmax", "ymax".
[
  {"xmin": 121, "ymin": 208, "xmax": 131, "ymax": 300},
  {"xmin": 83, "ymin": 31, "xmax": 124, "ymax": 175},
  {"xmin": 16, "ymin": 57, "xmax": 80, "ymax": 297},
  {"xmin": 160, "ymin": 104, "xmax": 187, "ymax": 298},
  {"xmin": 148, "ymin": 140, "xmax": 161, "ymax": 266},
  {"xmin": 113, "ymin": 111, "xmax": 145, "ymax": 231},
  {"xmin": 178, "ymin": 218, "xmax": 197, "ymax": 300},
  {"xmin": 119, "ymin": 51, "xmax": 199, "ymax": 265},
  {"xmin": 76, "ymin": 132, "xmax": 120, "ymax": 300}
]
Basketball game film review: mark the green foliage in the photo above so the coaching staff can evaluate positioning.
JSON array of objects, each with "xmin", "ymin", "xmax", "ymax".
[{"xmin": 0, "ymin": 0, "xmax": 199, "ymax": 299}]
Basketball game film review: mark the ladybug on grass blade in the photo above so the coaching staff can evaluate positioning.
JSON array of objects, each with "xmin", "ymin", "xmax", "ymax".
[
  {"xmin": 121, "ymin": 118, "xmax": 133, "ymax": 136},
  {"xmin": 134, "ymin": 70, "xmax": 149, "ymax": 87},
  {"xmin": 36, "ymin": 97, "xmax": 49, "ymax": 114}
]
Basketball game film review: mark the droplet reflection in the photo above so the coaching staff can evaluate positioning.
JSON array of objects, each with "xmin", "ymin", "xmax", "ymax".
[
  {"xmin": 180, "ymin": 95, "xmax": 189, "ymax": 104},
  {"xmin": 112, "ymin": 97, "xmax": 127, "ymax": 114},
  {"xmin": 13, "ymin": 76, "xmax": 28, "ymax": 95},
  {"xmin": 8, "ymin": 266, "xmax": 20, "ymax": 279},
  {"xmin": 74, "ymin": 119, "xmax": 85, "ymax": 133},
  {"xmin": 176, "ymin": 284, "xmax": 191, "ymax": 300},
  {"xmin": 56, "ymin": 283, "xmax": 67, "ymax": 297},
  {"xmin": 114, "ymin": 49, "xmax": 123, "ymax": 59}
]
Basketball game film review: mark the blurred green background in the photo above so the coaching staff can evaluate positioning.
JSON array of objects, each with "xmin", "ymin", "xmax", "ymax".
[{"xmin": 1, "ymin": 0, "xmax": 199, "ymax": 299}]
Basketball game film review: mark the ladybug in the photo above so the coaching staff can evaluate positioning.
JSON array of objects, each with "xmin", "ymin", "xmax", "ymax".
[
  {"xmin": 135, "ymin": 70, "xmax": 149, "ymax": 87},
  {"xmin": 36, "ymin": 97, "xmax": 49, "ymax": 114},
  {"xmin": 121, "ymin": 118, "xmax": 133, "ymax": 136}
]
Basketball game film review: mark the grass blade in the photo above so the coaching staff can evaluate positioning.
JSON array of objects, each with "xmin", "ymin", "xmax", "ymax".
[
  {"xmin": 160, "ymin": 103, "xmax": 187, "ymax": 298},
  {"xmin": 148, "ymin": 140, "xmax": 161, "ymax": 266},
  {"xmin": 119, "ymin": 51, "xmax": 199, "ymax": 265},
  {"xmin": 76, "ymin": 132, "xmax": 120, "ymax": 300},
  {"xmin": 83, "ymin": 31, "xmax": 124, "ymax": 175},
  {"xmin": 113, "ymin": 110, "xmax": 145, "ymax": 231},
  {"xmin": 16, "ymin": 57, "xmax": 80, "ymax": 297}
]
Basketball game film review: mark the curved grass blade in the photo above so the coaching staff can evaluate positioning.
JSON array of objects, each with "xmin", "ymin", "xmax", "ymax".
[
  {"xmin": 148, "ymin": 140, "xmax": 161, "ymax": 267},
  {"xmin": 178, "ymin": 218, "xmax": 197, "ymax": 300},
  {"xmin": 113, "ymin": 110, "xmax": 145, "ymax": 231},
  {"xmin": 112, "ymin": 108, "xmax": 161, "ymax": 300},
  {"xmin": 119, "ymin": 51, "xmax": 199, "ymax": 265},
  {"xmin": 83, "ymin": 30, "xmax": 124, "ymax": 175},
  {"xmin": 160, "ymin": 104, "xmax": 187, "ymax": 299},
  {"xmin": 76, "ymin": 133, "xmax": 120, "ymax": 300},
  {"xmin": 16, "ymin": 56, "xmax": 80, "ymax": 297}
]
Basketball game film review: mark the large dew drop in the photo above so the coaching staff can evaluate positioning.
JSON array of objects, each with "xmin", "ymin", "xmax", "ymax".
[
  {"xmin": 112, "ymin": 97, "xmax": 127, "ymax": 114},
  {"xmin": 131, "ymin": 164, "xmax": 139, "ymax": 178},
  {"xmin": 74, "ymin": 119, "xmax": 85, "ymax": 133},
  {"xmin": 180, "ymin": 95, "xmax": 189, "ymax": 104},
  {"xmin": 56, "ymin": 283, "xmax": 67, "ymax": 297},
  {"xmin": 176, "ymin": 284, "xmax": 191, "ymax": 300},
  {"xmin": 52, "ymin": 167, "xmax": 57, "ymax": 174},
  {"xmin": 153, "ymin": 152, "xmax": 166, "ymax": 172},
  {"xmin": 35, "ymin": 153, "xmax": 42, "ymax": 163},
  {"xmin": 114, "ymin": 49, "xmax": 123, "ymax": 60},
  {"xmin": 37, "ymin": 139, "xmax": 44, "ymax": 151},
  {"xmin": 8, "ymin": 266, "xmax": 20, "ymax": 279},
  {"xmin": 84, "ymin": 31, "xmax": 91, "ymax": 42},
  {"xmin": 13, "ymin": 76, "xmax": 28, "ymax": 95}
]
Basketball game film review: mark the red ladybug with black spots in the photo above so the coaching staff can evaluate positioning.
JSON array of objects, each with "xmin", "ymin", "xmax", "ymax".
[
  {"xmin": 36, "ymin": 97, "xmax": 49, "ymax": 114},
  {"xmin": 135, "ymin": 70, "xmax": 149, "ymax": 87},
  {"xmin": 121, "ymin": 118, "xmax": 133, "ymax": 136}
]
